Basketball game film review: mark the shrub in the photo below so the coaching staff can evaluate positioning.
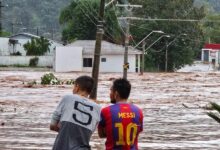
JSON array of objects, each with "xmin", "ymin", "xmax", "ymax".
[
  {"xmin": 29, "ymin": 57, "xmax": 39, "ymax": 67},
  {"xmin": 11, "ymin": 51, "xmax": 22, "ymax": 56},
  {"xmin": 65, "ymin": 79, "xmax": 75, "ymax": 85},
  {"xmin": 24, "ymin": 37, "xmax": 51, "ymax": 56},
  {"xmin": 41, "ymin": 73, "xmax": 61, "ymax": 85}
]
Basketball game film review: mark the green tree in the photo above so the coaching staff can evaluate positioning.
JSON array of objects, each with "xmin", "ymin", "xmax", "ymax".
[
  {"xmin": 202, "ymin": 14, "xmax": 220, "ymax": 43},
  {"xmin": 129, "ymin": 0, "xmax": 206, "ymax": 71},
  {"xmin": 59, "ymin": 0, "xmax": 123, "ymax": 44},
  {"xmin": 23, "ymin": 37, "xmax": 51, "ymax": 56}
]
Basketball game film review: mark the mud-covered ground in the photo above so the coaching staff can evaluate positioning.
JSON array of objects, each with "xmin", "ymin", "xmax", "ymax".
[{"xmin": 0, "ymin": 71, "xmax": 220, "ymax": 150}]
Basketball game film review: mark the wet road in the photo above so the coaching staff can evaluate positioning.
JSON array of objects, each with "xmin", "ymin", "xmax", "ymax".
[{"xmin": 0, "ymin": 71, "xmax": 220, "ymax": 150}]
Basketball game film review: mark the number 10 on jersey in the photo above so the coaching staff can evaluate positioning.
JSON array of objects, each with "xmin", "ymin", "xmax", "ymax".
[{"xmin": 115, "ymin": 123, "xmax": 138, "ymax": 145}]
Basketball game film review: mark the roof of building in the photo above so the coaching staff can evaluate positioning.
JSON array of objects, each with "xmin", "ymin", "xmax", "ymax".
[
  {"xmin": 203, "ymin": 43, "xmax": 220, "ymax": 50},
  {"xmin": 8, "ymin": 32, "xmax": 62, "ymax": 45},
  {"xmin": 67, "ymin": 40, "xmax": 142, "ymax": 55},
  {"xmin": 9, "ymin": 32, "xmax": 40, "ymax": 39}
]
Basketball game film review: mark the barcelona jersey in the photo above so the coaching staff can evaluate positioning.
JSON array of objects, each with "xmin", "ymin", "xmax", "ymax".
[{"xmin": 98, "ymin": 103, "xmax": 143, "ymax": 150}]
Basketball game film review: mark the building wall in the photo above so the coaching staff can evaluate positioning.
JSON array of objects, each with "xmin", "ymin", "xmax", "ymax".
[
  {"xmin": 83, "ymin": 54, "xmax": 137, "ymax": 73},
  {"xmin": 54, "ymin": 46, "xmax": 83, "ymax": 72},
  {"xmin": 0, "ymin": 38, "xmax": 10, "ymax": 55},
  {"xmin": 0, "ymin": 56, "xmax": 53, "ymax": 67},
  {"xmin": 202, "ymin": 49, "xmax": 219, "ymax": 66}
]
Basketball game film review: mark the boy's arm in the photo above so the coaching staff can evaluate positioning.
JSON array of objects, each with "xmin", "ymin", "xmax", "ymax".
[
  {"xmin": 98, "ymin": 126, "xmax": 106, "ymax": 138},
  {"xmin": 50, "ymin": 97, "xmax": 66, "ymax": 132},
  {"xmin": 139, "ymin": 109, "xmax": 144, "ymax": 132},
  {"xmin": 98, "ymin": 110, "xmax": 107, "ymax": 138},
  {"xmin": 50, "ymin": 121, "xmax": 60, "ymax": 132}
]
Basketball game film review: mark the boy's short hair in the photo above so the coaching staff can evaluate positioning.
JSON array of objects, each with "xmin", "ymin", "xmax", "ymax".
[
  {"xmin": 75, "ymin": 76, "xmax": 94, "ymax": 94},
  {"xmin": 112, "ymin": 78, "xmax": 131, "ymax": 99}
]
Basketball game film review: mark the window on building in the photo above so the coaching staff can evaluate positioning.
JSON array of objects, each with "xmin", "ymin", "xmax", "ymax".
[
  {"xmin": 83, "ymin": 58, "xmax": 93, "ymax": 67},
  {"xmin": 101, "ymin": 58, "xmax": 106, "ymax": 62}
]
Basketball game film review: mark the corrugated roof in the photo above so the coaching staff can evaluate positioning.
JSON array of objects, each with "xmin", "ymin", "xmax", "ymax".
[{"xmin": 67, "ymin": 40, "xmax": 142, "ymax": 55}]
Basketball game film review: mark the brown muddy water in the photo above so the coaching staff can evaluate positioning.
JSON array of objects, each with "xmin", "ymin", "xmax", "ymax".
[{"xmin": 0, "ymin": 71, "xmax": 220, "ymax": 150}]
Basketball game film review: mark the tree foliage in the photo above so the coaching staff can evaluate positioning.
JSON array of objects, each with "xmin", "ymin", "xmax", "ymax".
[
  {"xmin": 23, "ymin": 37, "xmax": 51, "ymax": 56},
  {"xmin": 59, "ymin": 0, "xmax": 123, "ymax": 44},
  {"xmin": 2, "ymin": 0, "xmax": 219, "ymax": 42},
  {"xmin": 202, "ymin": 14, "xmax": 220, "ymax": 43},
  {"xmin": 129, "ymin": 0, "xmax": 206, "ymax": 71}
]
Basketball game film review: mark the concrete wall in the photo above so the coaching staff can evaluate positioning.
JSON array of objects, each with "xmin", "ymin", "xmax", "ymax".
[
  {"xmin": 0, "ymin": 37, "xmax": 61, "ymax": 56},
  {"xmin": 83, "ymin": 54, "xmax": 137, "ymax": 72},
  {"xmin": 0, "ymin": 38, "xmax": 10, "ymax": 55},
  {"xmin": 0, "ymin": 56, "xmax": 53, "ymax": 67},
  {"xmin": 55, "ymin": 46, "xmax": 83, "ymax": 72}
]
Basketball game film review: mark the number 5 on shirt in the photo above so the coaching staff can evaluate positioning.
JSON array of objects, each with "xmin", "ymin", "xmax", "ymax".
[{"xmin": 115, "ymin": 123, "xmax": 138, "ymax": 145}]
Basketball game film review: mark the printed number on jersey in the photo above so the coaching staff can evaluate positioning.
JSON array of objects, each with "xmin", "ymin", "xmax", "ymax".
[
  {"xmin": 115, "ymin": 123, "xmax": 138, "ymax": 145},
  {"xmin": 72, "ymin": 101, "xmax": 93, "ymax": 126}
]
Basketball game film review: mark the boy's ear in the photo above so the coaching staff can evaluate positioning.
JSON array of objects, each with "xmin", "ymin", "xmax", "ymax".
[
  {"xmin": 73, "ymin": 84, "xmax": 80, "ymax": 93},
  {"xmin": 114, "ymin": 91, "xmax": 119, "ymax": 99}
]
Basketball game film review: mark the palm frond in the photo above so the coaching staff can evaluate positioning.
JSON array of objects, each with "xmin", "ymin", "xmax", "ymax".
[
  {"xmin": 210, "ymin": 102, "xmax": 220, "ymax": 114},
  {"xmin": 207, "ymin": 112, "xmax": 220, "ymax": 124}
]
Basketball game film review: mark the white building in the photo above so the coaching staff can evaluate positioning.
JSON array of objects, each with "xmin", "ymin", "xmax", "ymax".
[
  {"xmin": 3, "ymin": 33, "xmax": 61, "ymax": 56},
  {"xmin": 0, "ymin": 33, "xmax": 62, "ymax": 67},
  {"xmin": 201, "ymin": 43, "xmax": 220, "ymax": 67},
  {"xmin": 55, "ymin": 40, "xmax": 142, "ymax": 73}
]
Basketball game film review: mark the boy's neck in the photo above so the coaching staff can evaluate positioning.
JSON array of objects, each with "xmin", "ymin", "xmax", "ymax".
[
  {"xmin": 116, "ymin": 99, "xmax": 127, "ymax": 103},
  {"xmin": 77, "ymin": 91, "xmax": 89, "ymax": 98}
]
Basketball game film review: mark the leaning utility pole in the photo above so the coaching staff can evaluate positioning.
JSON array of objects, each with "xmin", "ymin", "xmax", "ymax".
[{"xmin": 90, "ymin": 0, "xmax": 105, "ymax": 99}]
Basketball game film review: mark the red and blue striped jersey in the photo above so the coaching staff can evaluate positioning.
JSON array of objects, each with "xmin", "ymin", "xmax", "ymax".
[{"xmin": 98, "ymin": 103, "xmax": 143, "ymax": 150}]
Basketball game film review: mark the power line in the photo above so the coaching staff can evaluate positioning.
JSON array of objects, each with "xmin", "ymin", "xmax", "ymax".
[{"xmin": 118, "ymin": 17, "xmax": 220, "ymax": 23}]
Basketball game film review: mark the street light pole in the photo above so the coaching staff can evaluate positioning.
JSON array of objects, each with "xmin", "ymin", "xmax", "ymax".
[
  {"xmin": 165, "ymin": 42, "xmax": 168, "ymax": 72},
  {"xmin": 134, "ymin": 30, "xmax": 164, "ymax": 49},
  {"xmin": 133, "ymin": 30, "xmax": 164, "ymax": 75},
  {"xmin": 165, "ymin": 33, "xmax": 187, "ymax": 72},
  {"xmin": 144, "ymin": 35, "xmax": 170, "ymax": 54},
  {"xmin": 141, "ymin": 40, "xmax": 146, "ymax": 75}
]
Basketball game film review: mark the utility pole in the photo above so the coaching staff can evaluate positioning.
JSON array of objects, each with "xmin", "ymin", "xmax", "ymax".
[
  {"xmin": 36, "ymin": 27, "xmax": 39, "ymax": 36},
  {"xmin": 117, "ymin": 4, "xmax": 142, "ymax": 79},
  {"xmin": 123, "ymin": 19, "xmax": 129, "ymax": 79},
  {"xmin": 0, "ymin": 1, "xmax": 4, "ymax": 36},
  {"xmin": 141, "ymin": 40, "xmax": 146, "ymax": 75},
  {"xmin": 51, "ymin": 28, "xmax": 54, "ymax": 40},
  {"xmin": 11, "ymin": 23, "xmax": 14, "ymax": 34},
  {"xmin": 90, "ymin": 0, "xmax": 105, "ymax": 99},
  {"xmin": 165, "ymin": 42, "xmax": 168, "ymax": 72}
]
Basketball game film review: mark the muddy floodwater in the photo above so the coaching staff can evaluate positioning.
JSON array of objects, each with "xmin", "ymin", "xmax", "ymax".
[{"xmin": 0, "ymin": 71, "xmax": 220, "ymax": 150}]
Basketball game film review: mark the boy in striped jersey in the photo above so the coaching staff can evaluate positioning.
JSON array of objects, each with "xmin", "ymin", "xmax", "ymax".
[{"xmin": 98, "ymin": 78, "xmax": 143, "ymax": 150}]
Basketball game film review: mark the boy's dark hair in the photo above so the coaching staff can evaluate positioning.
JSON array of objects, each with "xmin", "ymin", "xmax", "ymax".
[
  {"xmin": 112, "ymin": 78, "xmax": 131, "ymax": 99},
  {"xmin": 75, "ymin": 76, "xmax": 94, "ymax": 94}
]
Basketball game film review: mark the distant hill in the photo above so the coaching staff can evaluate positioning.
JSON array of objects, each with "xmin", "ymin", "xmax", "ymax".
[
  {"xmin": 2, "ymin": 0, "xmax": 71, "ymax": 41},
  {"xmin": 1, "ymin": 0, "xmax": 219, "ymax": 41},
  {"xmin": 194, "ymin": 0, "xmax": 220, "ymax": 13}
]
